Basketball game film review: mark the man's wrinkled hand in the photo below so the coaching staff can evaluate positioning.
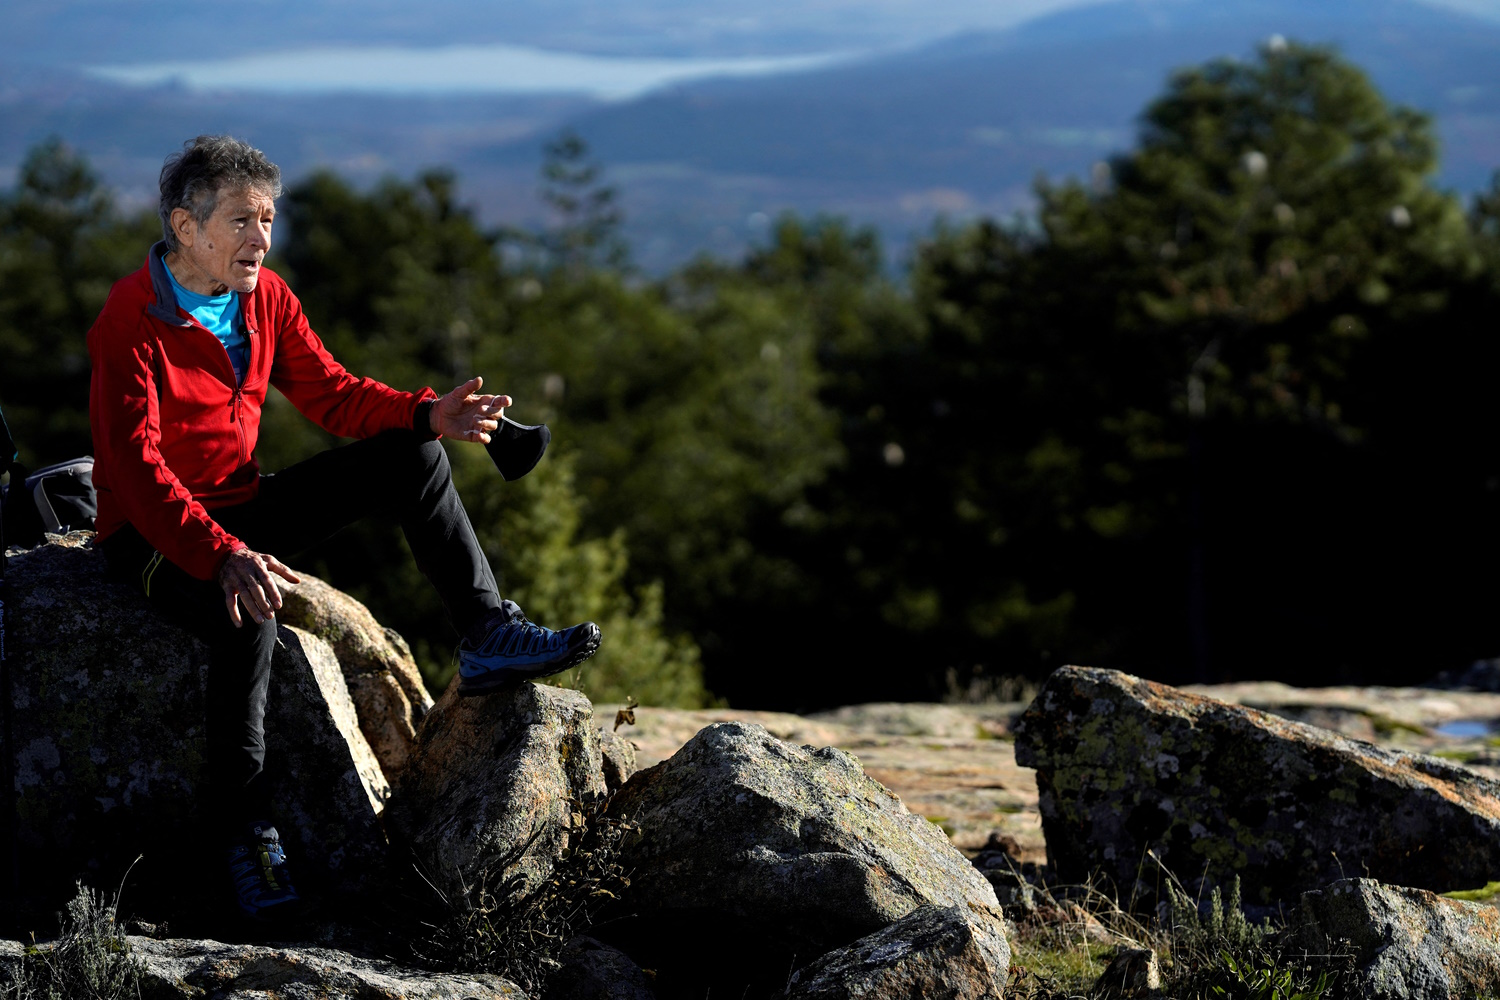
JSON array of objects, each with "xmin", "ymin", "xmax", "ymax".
[
  {"xmin": 219, "ymin": 548, "xmax": 302, "ymax": 628},
  {"xmin": 431, "ymin": 376, "xmax": 510, "ymax": 444}
]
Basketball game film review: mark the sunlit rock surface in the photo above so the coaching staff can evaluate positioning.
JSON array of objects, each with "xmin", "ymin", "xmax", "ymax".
[
  {"xmin": 1014, "ymin": 666, "xmax": 1500, "ymax": 907},
  {"xmin": 389, "ymin": 679, "xmax": 606, "ymax": 905},
  {"xmin": 784, "ymin": 904, "xmax": 1009, "ymax": 1000},
  {"xmin": 130, "ymin": 937, "xmax": 521, "ymax": 998},
  {"xmin": 596, "ymin": 725, "xmax": 637, "ymax": 793},
  {"xmin": 609, "ymin": 721, "xmax": 1006, "ymax": 958},
  {"xmin": 1298, "ymin": 878, "xmax": 1500, "ymax": 1000},
  {"xmin": 624, "ymin": 704, "xmax": 1042, "ymax": 858},
  {"xmin": 278, "ymin": 573, "xmax": 434, "ymax": 782}
]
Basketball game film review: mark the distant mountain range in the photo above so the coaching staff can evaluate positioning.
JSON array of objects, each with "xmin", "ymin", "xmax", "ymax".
[{"xmin": 5, "ymin": 0, "xmax": 1500, "ymax": 270}]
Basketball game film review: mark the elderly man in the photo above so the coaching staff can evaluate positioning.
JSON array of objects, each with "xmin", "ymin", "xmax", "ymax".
[{"xmin": 87, "ymin": 135, "xmax": 600, "ymax": 921}]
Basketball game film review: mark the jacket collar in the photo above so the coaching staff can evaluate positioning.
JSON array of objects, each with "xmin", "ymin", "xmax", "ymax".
[
  {"xmin": 146, "ymin": 241, "xmax": 192, "ymax": 327},
  {"xmin": 145, "ymin": 241, "xmax": 254, "ymax": 330}
]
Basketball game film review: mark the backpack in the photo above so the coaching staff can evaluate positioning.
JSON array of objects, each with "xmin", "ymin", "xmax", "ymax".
[{"xmin": 0, "ymin": 405, "xmax": 97, "ymax": 553}]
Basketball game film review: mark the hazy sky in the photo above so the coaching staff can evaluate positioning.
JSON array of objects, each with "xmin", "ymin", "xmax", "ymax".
[{"xmin": 28, "ymin": 0, "xmax": 1500, "ymax": 97}]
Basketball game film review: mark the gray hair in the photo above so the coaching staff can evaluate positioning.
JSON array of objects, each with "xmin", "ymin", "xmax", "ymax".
[{"xmin": 158, "ymin": 135, "xmax": 283, "ymax": 251}]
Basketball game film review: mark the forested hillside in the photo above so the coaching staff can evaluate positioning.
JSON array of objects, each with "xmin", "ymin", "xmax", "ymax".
[
  {"xmin": 8, "ymin": 0, "xmax": 1500, "ymax": 272},
  {"xmin": 5, "ymin": 44, "xmax": 1500, "ymax": 709}
]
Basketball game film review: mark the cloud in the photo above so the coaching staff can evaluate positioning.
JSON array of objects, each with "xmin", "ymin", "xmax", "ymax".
[{"xmin": 88, "ymin": 43, "xmax": 850, "ymax": 98}]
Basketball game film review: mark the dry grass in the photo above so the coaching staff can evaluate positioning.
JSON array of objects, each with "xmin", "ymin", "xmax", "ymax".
[
  {"xmin": 416, "ymin": 793, "xmax": 634, "ymax": 995},
  {"xmin": 995, "ymin": 857, "xmax": 1351, "ymax": 1000},
  {"xmin": 3, "ymin": 881, "xmax": 143, "ymax": 1000}
]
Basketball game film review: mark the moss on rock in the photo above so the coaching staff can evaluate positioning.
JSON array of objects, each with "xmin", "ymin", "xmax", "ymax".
[{"xmin": 1014, "ymin": 666, "xmax": 1500, "ymax": 909}]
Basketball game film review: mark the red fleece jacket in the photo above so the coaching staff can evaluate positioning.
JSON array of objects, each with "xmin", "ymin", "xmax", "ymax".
[{"xmin": 88, "ymin": 244, "xmax": 437, "ymax": 581}]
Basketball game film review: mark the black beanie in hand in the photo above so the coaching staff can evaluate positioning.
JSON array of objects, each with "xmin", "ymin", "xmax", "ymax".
[{"xmin": 485, "ymin": 415, "xmax": 551, "ymax": 481}]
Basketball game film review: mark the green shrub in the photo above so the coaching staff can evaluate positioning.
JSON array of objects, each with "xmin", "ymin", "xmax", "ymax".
[
  {"xmin": 4, "ymin": 882, "xmax": 143, "ymax": 1000},
  {"xmin": 1165, "ymin": 876, "xmax": 1270, "ymax": 964},
  {"xmin": 1209, "ymin": 951, "xmax": 1336, "ymax": 1000}
]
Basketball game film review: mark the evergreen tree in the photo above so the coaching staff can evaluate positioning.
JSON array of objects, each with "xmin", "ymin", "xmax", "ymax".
[{"xmin": 0, "ymin": 138, "xmax": 157, "ymax": 465}]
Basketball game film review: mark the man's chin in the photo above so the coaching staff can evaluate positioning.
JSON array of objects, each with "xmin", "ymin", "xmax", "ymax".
[{"xmin": 232, "ymin": 272, "xmax": 261, "ymax": 294}]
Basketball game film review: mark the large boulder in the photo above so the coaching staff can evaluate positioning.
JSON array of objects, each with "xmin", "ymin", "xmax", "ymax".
[
  {"xmin": 3, "ymin": 534, "xmax": 391, "ymax": 907},
  {"xmin": 1014, "ymin": 666, "xmax": 1500, "ymax": 908},
  {"xmin": 1297, "ymin": 879, "xmax": 1500, "ymax": 1000},
  {"xmin": 607, "ymin": 722, "xmax": 1005, "ymax": 961},
  {"xmin": 389, "ymin": 679, "xmax": 606, "ymax": 905},
  {"xmin": 278, "ymin": 573, "xmax": 434, "ymax": 781},
  {"xmin": 784, "ymin": 904, "xmax": 1009, "ymax": 1000}
]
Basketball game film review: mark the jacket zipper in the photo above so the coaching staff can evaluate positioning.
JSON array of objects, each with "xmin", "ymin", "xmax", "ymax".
[{"xmin": 232, "ymin": 320, "xmax": 256, "ymax": 464}]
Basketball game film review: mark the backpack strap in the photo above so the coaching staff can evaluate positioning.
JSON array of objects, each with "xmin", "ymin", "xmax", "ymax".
[{"xmin": 0, "ymin": 403, "xmax": 15, "ymax": 471}]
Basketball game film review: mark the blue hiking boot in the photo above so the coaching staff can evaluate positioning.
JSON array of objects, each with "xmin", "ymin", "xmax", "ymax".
[
  {"xmin": 458, "ymin": 608, "xmax": 601, "ymax": 695},
  {"xmin": 226, "ymin": 821, "xmax": 301, "ymax": 921}
]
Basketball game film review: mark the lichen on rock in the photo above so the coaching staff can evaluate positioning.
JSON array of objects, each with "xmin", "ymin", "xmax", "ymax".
[
  {"xmin": 608, "ymin": 721, "xmax": 1006, "ymax": 956},
  {"xmin": 278, "ymin": 572, "xmax": 434, "ymax": 781},
  {"xmin": 4, "ymin": 535, "xmax": 393, "ymax": 906},
  {"xmin": 389, "ymin": 678, "xmax": 606, "ymax": 906},
  {"xmin": 1297, "ymin": 878, "xmax": 1500, "ymax": 1000},
  {"xmin": 1014, "ymin": 666, "xmax": 1500, "ymax": 908}
]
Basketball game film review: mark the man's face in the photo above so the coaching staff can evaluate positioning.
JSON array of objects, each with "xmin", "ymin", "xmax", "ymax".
[{"xmin": 173, "ymin": 186, "xmax": 276, "ymax": 294}]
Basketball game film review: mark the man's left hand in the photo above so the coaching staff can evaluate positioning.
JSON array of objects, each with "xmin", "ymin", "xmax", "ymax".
[{"xmin": 431, "ymin": 376, "xmax": 510, "ymax": 443}]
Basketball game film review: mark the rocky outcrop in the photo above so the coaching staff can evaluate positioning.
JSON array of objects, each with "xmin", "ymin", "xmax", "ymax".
[
  {"xmin": 1, "ymin": 930, "xmax": 522, "ymax": 998},
  {"xmin": 135, "ymin": 937, "xmax": 521, "ymax": 999},
  {"xmin": 783, "ymin": 905, "xmax": 1009, "ymax": 1000},
  {"xmin": 279, "ymin": 573, "xmax": 434, "ymax": 781},
  {"xmin": 390, "ymin": 679, "xmax": 606, "ymax": 905},
  {"xmin": 1297, "ymin": 879, "xmax": 1500, "ymax": 1000},
  {"xmin": 544, "ymin": 936, "xmax": 658, "ymax": 1000},
  {"xmin": 609, "ymin": 722, "xmax": 1005, "ymax": 957},
  {"xmin": 1014, "ymin": 666, "xmax": 1500, "ymax": 908},
  {"xmin": 4, "ymin": 534, "xmax": 390, "ymax": 904}
]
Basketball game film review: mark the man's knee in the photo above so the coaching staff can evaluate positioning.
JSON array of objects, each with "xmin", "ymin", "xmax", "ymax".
[
  {"xmin": 369, "ymin": 428, "xmax": 449, "ymax": 478},
  {"xmin": 370, "ymin": 430, "xmax": 454, "ymax": 506}
]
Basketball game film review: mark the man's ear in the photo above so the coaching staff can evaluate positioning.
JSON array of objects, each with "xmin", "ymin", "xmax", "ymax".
[{"xmin": 170, "ymin": 207, "xmax": 197, "ymax": 250}]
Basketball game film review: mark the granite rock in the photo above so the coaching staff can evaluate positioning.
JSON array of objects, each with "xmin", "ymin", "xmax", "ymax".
[
  {"xmin": 1093, "ymin": 947, "xmax": 1162, "ymax": 998},
  {"xmin": 1014, "ymin": 666, "xmax": 1500, "ymax": 908},
  {"xmin": 279, "ymin": 573, "xmax": 434, "ymax": 781},
  {"xmin": 4, "ymin": 535, "xmax": 389, "ymax": 903},
  {"xmin": 544, "ymin": 935, "xmax": 658, "ymax": 1000},
  {"xmin": 129, "ymin": 936, "xmax": 522, "ymax": 999},
  {"xmin": 598, "ymin": 727, "xmax": 638, "ymax": 793},
  {"xmin": 609, "ymin": 722, "xmax": 1006, "ymax": 956},
  {"xmin": 1297, "ymin": 878, "xmax": 1500, "ymax": 1000},
  {"xmin": 784, "ymin": 904, "xmax": 1009, "ymax": 1000},
  {"xmin": 390, "ymin": 679, "xmax": 606, "ymax": 905}
]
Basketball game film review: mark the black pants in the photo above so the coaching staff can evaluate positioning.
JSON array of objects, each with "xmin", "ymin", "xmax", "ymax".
[{"xmin": 100, "ymin": 430, "xmax": 502, "ymax": 838}]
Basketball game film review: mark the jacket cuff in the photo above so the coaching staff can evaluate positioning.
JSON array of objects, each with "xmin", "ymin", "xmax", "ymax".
[{"xmin": 413, "ymin": 400, "xmax": 440, "ymax": 440}]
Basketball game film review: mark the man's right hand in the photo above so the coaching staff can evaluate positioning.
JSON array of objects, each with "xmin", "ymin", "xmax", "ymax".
[{"xmin": 219, "ymin": 548, "xmax": 303, "ymax": 627}]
